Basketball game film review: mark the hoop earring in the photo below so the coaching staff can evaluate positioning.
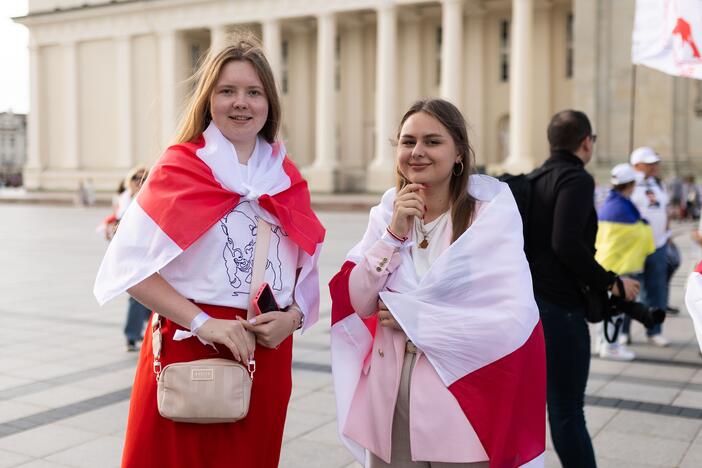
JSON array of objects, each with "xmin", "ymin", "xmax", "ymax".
[{"xmin": 453, "ymin": 160, "xmax": 464, "ymax": 177}]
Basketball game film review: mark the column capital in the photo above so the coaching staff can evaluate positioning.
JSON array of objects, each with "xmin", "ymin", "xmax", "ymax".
[{"xmin": 375, "ymin": 1, "xmax": 396, "ymax": 13}]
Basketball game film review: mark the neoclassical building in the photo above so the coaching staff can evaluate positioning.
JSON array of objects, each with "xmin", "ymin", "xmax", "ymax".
[{"xmin": 16, "ymin": 0, "xmax": 702, "ymax": 193}]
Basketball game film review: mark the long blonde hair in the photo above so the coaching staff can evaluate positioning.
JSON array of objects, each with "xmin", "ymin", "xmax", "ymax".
[
  {"xmin": 395, "ymin": 99, "xmax": 476, "ymax": 243},
  {"xmin": 174, "ymin": 30, "xmax": 281, "ymax": 145}
]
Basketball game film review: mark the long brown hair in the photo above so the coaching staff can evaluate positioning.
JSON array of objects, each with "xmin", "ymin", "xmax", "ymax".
[
  {"xmin": 174, "ymin": 30, "xmax": 281, "ymax": 145},
  {"xmin": 395, "ymin": 99, "xmax": 476, "ymax": 243}
]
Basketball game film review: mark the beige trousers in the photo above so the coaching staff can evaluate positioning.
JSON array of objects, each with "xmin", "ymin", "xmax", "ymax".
[{"xmin": 367, "ymin": 346, "xmax": 489, "ymax": 468}]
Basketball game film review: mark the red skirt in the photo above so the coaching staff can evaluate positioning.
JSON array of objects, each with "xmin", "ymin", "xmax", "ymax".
[{"xmin": 121, "ymin": 304, "xmax": 293, "ymax": 468}]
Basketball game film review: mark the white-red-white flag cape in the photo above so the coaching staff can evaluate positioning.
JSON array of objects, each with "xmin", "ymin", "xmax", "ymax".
[
  {"xmin": 329, "ymin": 175, "xmax": 546, "ymax": 468},
  {"xmin": 94, "ymin": 123, "xmax": 325, "ymax": 329},
  {"xmin": 684, "ymin": 260, "xmax": 702, "ymax": 352},
  {"xmin": 632, "ymin": 0, "xmax": 702, "ymax": 79}
]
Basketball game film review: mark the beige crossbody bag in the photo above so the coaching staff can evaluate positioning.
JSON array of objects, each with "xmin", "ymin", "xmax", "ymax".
[{"xmin": 151, "ymin": 218, "xmax": 272, "ymax": 424}]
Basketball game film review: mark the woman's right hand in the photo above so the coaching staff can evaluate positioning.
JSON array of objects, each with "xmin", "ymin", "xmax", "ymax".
[
  {"xmin": 195, "ymin": 318, "xmax": 256, "ymax": 363},
  {"xmin": 389, "ymin": 183, "xmax": 426, "ymax": 238}
]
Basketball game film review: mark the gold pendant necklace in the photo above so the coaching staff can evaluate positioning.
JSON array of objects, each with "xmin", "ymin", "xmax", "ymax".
[{"xmin": 416, "ymin": 213, "xmax": 447, "ymax": 249}]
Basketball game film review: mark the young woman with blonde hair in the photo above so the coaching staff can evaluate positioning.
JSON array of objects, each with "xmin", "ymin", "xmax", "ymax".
[
  {"xmin": 330, "ymin": 99, "xmax": 546, "ymax": 467},
  {"xmin": 94, "ymin": 32, "xmax": 325, "ymax": 467}
]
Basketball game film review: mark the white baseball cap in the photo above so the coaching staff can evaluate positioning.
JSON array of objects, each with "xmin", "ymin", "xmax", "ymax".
[
  {"xmin": 630, "ymin": 146, "xmax": 661, "ymax": 165},
  {"xmin": 610, "ymin": 163, "xmax": 637, "ymax": 185}
]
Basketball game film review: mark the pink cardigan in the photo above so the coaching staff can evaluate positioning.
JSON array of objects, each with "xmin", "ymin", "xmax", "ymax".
[{"xmin": 343, "ymin": 220, "xmax": 489, "ymax": 464}]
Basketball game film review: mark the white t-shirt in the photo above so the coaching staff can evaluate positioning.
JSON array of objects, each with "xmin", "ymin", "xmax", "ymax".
[
  {"xmin": 160, "ymin": 199, "xmax": 301, "ymax": 310},
  {"xmin": 631, "ymin": 171, "xmax": 669, "ymax": 248}
]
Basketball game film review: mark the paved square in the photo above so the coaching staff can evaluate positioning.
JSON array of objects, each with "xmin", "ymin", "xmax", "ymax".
[{"xmin": 1, "ymin": 203, "xmax": 701, "ymax": 467}]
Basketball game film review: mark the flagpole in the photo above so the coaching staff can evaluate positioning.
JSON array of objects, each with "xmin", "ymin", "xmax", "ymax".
[{"xmin": 628, "ymin": 64, "xmax": 637, "ymax": 157}]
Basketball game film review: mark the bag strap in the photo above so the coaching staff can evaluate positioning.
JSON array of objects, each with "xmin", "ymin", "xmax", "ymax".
[
  {"xmin": 152, "ymin": 216, "xmax": 273, "ymax": 378},
  {"xmin": 247, "ymin": 218, "xmax": 272, "ymax": 319}
]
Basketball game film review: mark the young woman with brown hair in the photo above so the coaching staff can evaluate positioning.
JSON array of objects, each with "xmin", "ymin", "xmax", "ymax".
[{"xmin": 330, "ymin": 99, "xmax": 546, "ymax": 467}]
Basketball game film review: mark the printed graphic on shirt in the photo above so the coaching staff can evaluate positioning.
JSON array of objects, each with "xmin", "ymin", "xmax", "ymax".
[
  {"xmin": 220, "ymin": 201, "xmax": 288, "ymax": 296},
  {"xmin": 645, "ymin": 188, "xmax": 661, "ymax": 208}
]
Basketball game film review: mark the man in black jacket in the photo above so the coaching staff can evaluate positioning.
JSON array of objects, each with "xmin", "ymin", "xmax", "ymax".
[{"xmin": 527, "ymin": 110, "xmax": 639, "ymax": 467}]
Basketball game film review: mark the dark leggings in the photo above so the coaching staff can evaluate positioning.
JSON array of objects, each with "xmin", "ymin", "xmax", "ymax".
[{"xmin": 537, "ymin": 295, "xmax": 597, "ymax": 468}]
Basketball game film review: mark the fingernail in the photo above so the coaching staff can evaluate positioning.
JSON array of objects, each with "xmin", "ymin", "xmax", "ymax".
[{"xmin": 248, "ymin": 318, "xmax": 257, "ymax": 324}]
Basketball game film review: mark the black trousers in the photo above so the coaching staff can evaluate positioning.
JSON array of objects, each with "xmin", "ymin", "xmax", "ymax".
[{"xmin": 537, "ymin": 295, "xmax": 597, "ymax": 468}]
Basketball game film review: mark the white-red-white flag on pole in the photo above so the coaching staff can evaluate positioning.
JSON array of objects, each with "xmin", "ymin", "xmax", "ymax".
[{"xmin": 632, "ymin": 0, "xmax": 702, "ymax": 79}]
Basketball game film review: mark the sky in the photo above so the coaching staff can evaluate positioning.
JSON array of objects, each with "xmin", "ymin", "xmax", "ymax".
[{"xmin": 0, "ymin": 0, "xmax": 29, "ymax": 114}]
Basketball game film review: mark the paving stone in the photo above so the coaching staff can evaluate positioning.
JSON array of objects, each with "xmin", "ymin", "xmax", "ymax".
[
  {"xmin": 279, "ymin": 439, "xmax": 355, "ymax": 468},
  {"xmin": 0, "ymin": 449, "xmax": 31, "ymax": 467},
  {"xmin": 621, "ymin": 362, "xmax": 697, "ymax": 382},
  {"xmin": 679, "ymin": 442, "xmax": 702, "ymax": 467},
  {"xmin": 282, "ymin": 409, "xmax": 336, "ymax": 442},
  {"xmin": 592, "ymin": 431, "xmax": 688, "ymax": 467},
  {"xmin": 300, "ymin": 421, "xmax": 343, "ymax": 445},
  {"xmin": 0, "ymin": 425, "xmax": 99, "ymax": 458},
  {"xmin": 0, "ymin": 401, "xmax": 48, "ymax": 424},
  {"xmin": 288, "ymin": 389, "xmax": 338, "ymax": 416},
  {"xmin": 673, "ymin": 389, "xmax": 702, "ymax": 409},
  {"xmin": 14, "ymin": 461, "xmax": 73, "ymax": 468},
  {"xmin": 596, "ymin": 381, "xmax": 680, "ymax": 405},
  {"xmin": 45, "ymin": 435, "xmax": 123, "ymax": 468},
  {"xmin": 584, "ymin": 406, "xmax": 618, "ymax": 436},
  {"xmin": 54, "ymin": 401, "xmax": 129, "ymax": 436},
  {"xmin": 605, "ymin": 409, "xmax": 702, "ymax": 442}
]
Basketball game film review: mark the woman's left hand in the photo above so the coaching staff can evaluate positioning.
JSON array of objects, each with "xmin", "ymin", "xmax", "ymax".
[
  {"xmin": 239, "ymin": 311, "xmax": 298, "ymax": 348},
  {"xmin": 377, "ymin": 299, "xmax": 402, "ymax": 331}
]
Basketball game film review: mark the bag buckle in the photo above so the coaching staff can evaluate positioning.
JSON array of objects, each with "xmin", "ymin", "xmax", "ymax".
[
  {"xmin": 153, "ymin": 359, "xmax": 162, "ymax": 377},
  {"xmin": 247, "ymin": 359, "xmax": 256, "ymax": 380}
]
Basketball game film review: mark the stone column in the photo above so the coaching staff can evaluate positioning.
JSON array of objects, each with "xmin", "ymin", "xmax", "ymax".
[
  {"xmin": 401, "ymin": 10, "xmax": 422, "ymax": 109},
  {"xmin": 115, "ymin": 35, "xmax": 133, "ymax": 169},
  {"xmin": 263, "ymin": 19, "xmax": 282, "ymax": 86},
  {"xmin": 367, "ymin": 2, "xmax": 398, "ymax": 192},
  {"xmin": 343, "ymin": 17, "xmax": 366, "ymax": 178},
  {"xmin": 465, "ymin": 4, "xmax": 485, "ymax": 166},
  {"xmin": 303, "ymin": 12, "xmax": 337, "ymax": 192},
  {"xmin": 25, "ymin": 42, "xmax": 42, "ymax": 185},
  {"xmin": 573, "ymin": 0, "xmax": 598, "ymax": 123},
  {"xmin": 440, "ymin": 0, "xmax": 464, "ymax": 106},
  {"xmin": 210, "ymin": 24, "xmax": 228, "ymax": 52},
  {"xmin": 64, "ymin": 40, "xmax": 80, "ymax": 169},
  {"xmin": 159, "ymin": 30, "xmax": 178, "ymax": 147},
  {"xmin": 503, "ymin": 0, "xmax": 535, "ymax": 173}
]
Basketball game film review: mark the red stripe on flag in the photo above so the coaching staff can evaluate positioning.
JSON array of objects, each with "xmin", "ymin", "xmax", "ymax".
[
  {"xmin": 448, "ymin": 322, "xmax": 546, "ymax": 468},
  {"xmin": 329, "ymin": 261, "xmax": 378, "ymax": 337},
  {"xmin": 258, "ymin": 157, "xmax": 325, "ymax": 255},
  {"xmin": 695, "ymin": 259, "xmax": 702, "ymax": 274},
  {"xmin": 137, "ymin": 139, "xmax": 241, "ymax": 250}
]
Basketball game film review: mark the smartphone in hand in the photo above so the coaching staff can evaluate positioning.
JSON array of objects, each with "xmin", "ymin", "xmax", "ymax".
[{"xmin": 253, "ymin": 283, "xmax": 279, "ymax": 315}]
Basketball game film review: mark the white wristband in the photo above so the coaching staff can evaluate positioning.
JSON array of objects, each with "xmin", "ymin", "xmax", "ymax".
[{"xmin": 190, "ymin": 311, "xmax": 211, "ymax": 334}]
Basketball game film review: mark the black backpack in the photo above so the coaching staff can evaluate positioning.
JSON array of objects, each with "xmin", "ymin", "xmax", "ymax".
[{"xmin": 497, "ymin": 166, "xmax": 553, "ymax": 246}]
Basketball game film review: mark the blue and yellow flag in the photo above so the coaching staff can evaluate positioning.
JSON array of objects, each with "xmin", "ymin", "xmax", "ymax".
[{"xmin": 595, "ymin": 191, "xmax": 655, "ymax": 275}]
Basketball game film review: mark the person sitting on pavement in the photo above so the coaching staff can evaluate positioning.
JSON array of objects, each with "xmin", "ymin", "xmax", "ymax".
[
  {"xmin": 595, "ymin": 163, "xmax": 655, "ymax": 361},
  {"xmin": 330, "ymin": 99, "xmax": 546, "ymax": 467}
]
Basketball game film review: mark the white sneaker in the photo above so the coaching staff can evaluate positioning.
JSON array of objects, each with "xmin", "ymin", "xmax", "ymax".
[
  {"xmin": 599, "ymin": 342, "xmax": 636, "ymax": 361},
  {"xmin": 647, "ymin": 334, "xmax": 670, "ymax": 347},
  {"xmin": 617, "ymin": 333, "xmax": 630, "ymax": 345}
]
